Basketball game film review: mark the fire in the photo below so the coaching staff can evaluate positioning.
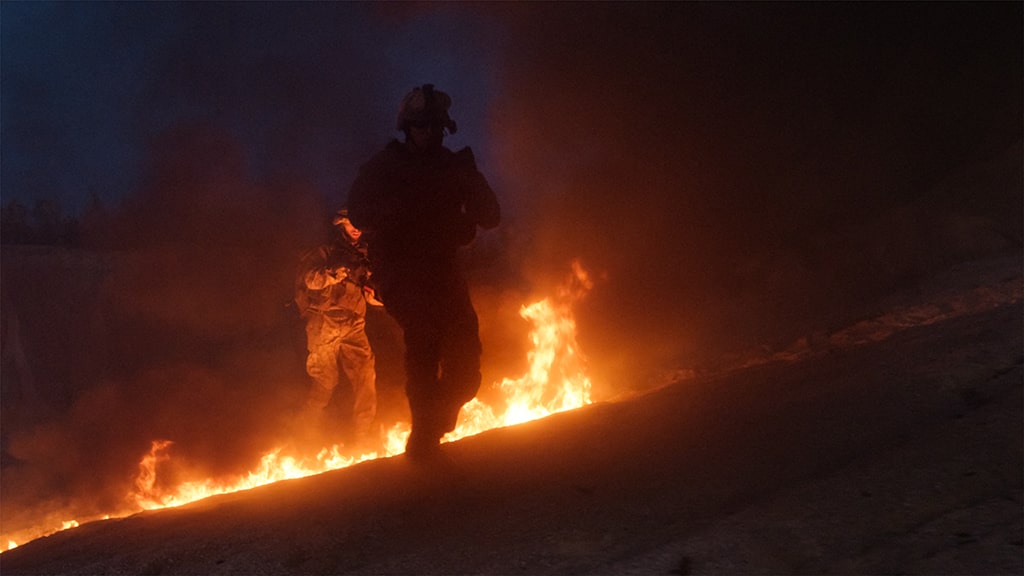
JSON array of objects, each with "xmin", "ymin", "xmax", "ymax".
[
  {"xmin": 450, "ymin": 265, "xmax": 594, "ymax": 435},
  {"xmin": 4, "ymin": 261, "xmax": 596, "ymax": 550}
]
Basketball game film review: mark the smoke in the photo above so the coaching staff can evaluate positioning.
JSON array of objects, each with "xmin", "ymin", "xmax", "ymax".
[
  {"xmin": 484, "ymin": 3, "xmax": 1022, "ymax": 387},
  {"xmin": 1, "ymin": 2, "xmax": 1020, "ymax": 545},
  {"xmin": 1, "ymin": 122, "xmax": 331, "ymax": 544},
  {"xmin": 0, "ymin": 2, "xmax": 507, "ymax": 542}
]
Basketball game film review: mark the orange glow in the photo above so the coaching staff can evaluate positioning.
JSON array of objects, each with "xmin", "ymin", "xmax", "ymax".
[
  {"xmin": 4, "ymin": 260, "xmax": 596, "ymax": 550},
  {"xmin": 452, "ymin": 261, "xmax": 593, "ymax": 435}
]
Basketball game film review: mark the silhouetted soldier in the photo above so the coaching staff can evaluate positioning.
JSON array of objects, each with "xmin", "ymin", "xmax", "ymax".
[{"xmin": 347, "ymin": 84, "xmax": 500, "ymax": 461}]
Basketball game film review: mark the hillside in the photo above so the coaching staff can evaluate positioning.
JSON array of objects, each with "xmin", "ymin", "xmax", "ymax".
[{"xmin": 3, "ymin": 256, "xmax": 1021, "ymax": 575}]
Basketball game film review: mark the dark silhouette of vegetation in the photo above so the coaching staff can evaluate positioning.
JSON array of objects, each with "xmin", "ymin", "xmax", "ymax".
[{"xmin": 1, "ymin": 198, "xmax": 81, "ymax": 246}]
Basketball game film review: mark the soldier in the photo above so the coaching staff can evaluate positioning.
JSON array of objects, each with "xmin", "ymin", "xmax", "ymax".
[
  {"xmin": 347, "ymin": 84, "xmax": 500, "ymax": 461},
  {"xmin": 295, "ymin": 209, "xmax": 381, "ymax": 450}
]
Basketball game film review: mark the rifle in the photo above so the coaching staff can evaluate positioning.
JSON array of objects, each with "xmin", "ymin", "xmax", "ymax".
[{"xmin": 327, "ymin": 241, "xmax": 383, "ymax": 307}]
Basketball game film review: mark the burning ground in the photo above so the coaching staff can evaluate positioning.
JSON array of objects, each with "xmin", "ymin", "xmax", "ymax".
[
  {"xmin": 1, "ymin": 131, "xmax": 1021, "ymax": 568},
  {"xmin": 1, "ymin": 253, "xmax": 1021, "ymax": 575}
]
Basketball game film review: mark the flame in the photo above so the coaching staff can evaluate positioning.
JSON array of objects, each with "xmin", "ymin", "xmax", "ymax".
[
  {"xmin": 451, "ymin": 260, "xmax": 594, "ymax": 436},
  {"xmin": 5, "ymin": 261, "xmax": 596, "ymax": 550}
]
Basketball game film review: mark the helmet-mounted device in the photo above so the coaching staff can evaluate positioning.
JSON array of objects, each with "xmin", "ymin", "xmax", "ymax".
[
  {"xmin": 396, "ymin": 84, "xmax": 457, "ymax": 135},
  {"xmin": 332, "ymin": 208, "xmax": 350, "ymax": 226}
]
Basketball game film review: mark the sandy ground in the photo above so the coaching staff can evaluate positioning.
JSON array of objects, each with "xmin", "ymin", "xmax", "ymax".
[{"xmin": 2, "ymin": 256, "xmax": 1022, "ymax": 575}]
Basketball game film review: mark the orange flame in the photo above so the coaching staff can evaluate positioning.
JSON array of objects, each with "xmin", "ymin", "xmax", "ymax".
[
  {"xmin": 4, "ymin": 261, "xmax": 596, "ymax": 549},
  {"xmin": 452, "ymin": 261, "xmax": 593, "ymax": 434}
]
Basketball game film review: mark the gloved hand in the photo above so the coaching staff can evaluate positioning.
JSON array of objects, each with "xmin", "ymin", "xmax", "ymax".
[{"xmin": 363, "ymin": 284, "xmax": 384, "ymax": 307}]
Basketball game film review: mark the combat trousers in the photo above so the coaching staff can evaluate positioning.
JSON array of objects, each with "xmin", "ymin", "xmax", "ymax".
[
  {"xmin": 304, "ymin": 312, "xmax": 377, "ymax": 436},
  {"xmin": 382, "ymin": 272, "xmax": 483, "ymax": 443}
]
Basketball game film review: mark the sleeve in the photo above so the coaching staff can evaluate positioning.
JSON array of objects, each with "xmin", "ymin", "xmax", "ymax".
[
  {"xmin": 347, "ymin": 149, "xmax": 394, "ymax": 234},
  {"xmin": 300, "ymin": 247, "xmax": 344, "ymax": 290},
  {"xmin": 456, "ymin": 147, "xmax": 500, "ymax": 230}
]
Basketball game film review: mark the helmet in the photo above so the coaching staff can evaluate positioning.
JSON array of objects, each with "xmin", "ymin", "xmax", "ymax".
[
  {"xmin": 332, "ymin": 208, "xmax": 362, "ymax": 242},
  {"xmin": 396, "ymin": 84, "xmax": 458, "ymax": 135},
  {"xmin": 332, "ymin": 208, "xmax": 350, "ymax": 226}
]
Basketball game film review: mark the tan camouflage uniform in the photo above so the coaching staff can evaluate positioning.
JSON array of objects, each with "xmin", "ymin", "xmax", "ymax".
[{"xmin": 296, "ymin": 230, "xmax": 376, "ymax": 439}]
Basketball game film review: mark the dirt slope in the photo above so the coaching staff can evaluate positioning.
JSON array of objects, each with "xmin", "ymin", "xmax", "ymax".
[{"xmin": 2, "ymin": 258, "xmax": 1021, "ymax": 575}]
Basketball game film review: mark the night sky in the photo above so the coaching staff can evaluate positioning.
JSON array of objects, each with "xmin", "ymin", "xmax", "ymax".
[
  {"xmin": 1, "ymin": 1, "xmax": 1021, "ymax": 543},
  {"xmin": 4, "ymin": 3, "xmax": 1016, "ymax": 213},
  {"xmin": 2, "ymin": 2, "xmax": 503, "ymax": 213}
]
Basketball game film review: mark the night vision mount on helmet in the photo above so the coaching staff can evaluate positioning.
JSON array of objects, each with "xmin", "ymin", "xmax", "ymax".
[{"xmin": 397, "ymin": 84, "xmax": 457, "ymax": 135}]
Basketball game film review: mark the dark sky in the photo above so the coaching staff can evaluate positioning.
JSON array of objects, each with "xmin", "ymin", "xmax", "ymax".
[
  {"xmin": 1, "ymin": 2, "xmax": 503, "ymax": 213},
  {"xmin": 2, "ymin": 2, "xmax": 1019, "ymax": 220}
]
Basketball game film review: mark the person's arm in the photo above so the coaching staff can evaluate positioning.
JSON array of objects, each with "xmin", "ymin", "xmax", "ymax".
[
  {"xmin": 456, "ymin": 147, "xmax": 500, "ymax": 230},
  {"xmin": 302, "ymin": 247, "xmax": 347, "ymax": 290},
  {"xmin": 347, "ymin": 148, "xmax": 396, "ymax": 234}
]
